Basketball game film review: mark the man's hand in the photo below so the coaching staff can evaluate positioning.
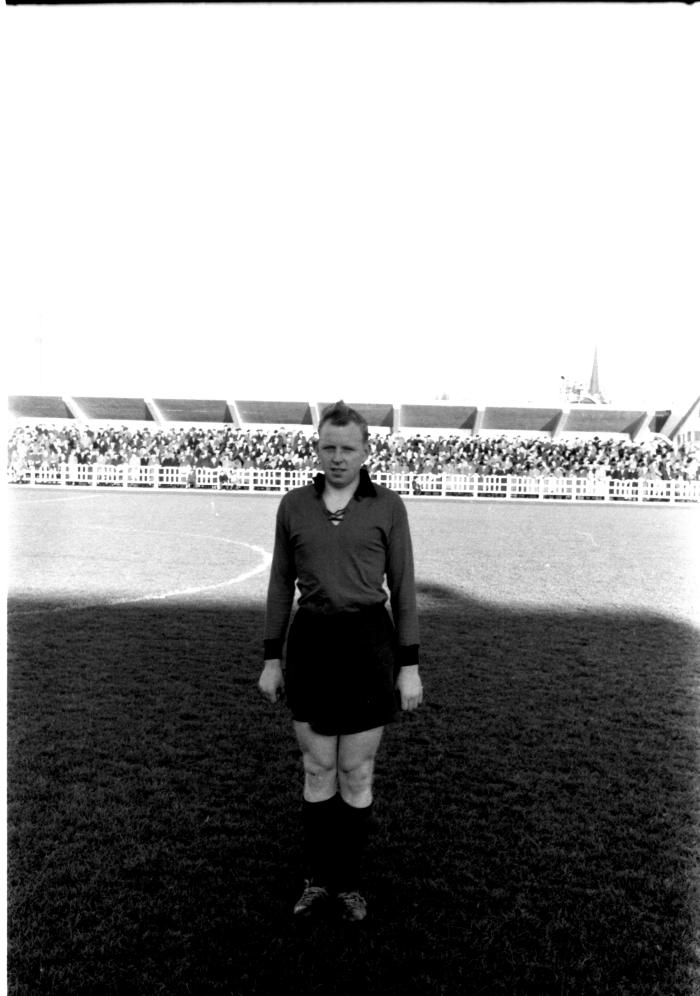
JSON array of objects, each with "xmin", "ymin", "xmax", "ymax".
[
  {"xmin": 258, "ymin": 659, "xmax": 285, "ymax": 704},
  {"xmin": 396, "ymin": 665, "xmax": 423, "ymax": 711}
]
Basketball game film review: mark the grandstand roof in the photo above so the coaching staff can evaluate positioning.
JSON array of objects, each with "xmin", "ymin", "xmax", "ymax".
[
  {"xmin": 399, "ymin": 404, "xmax": 477, "ymax": 430},
  {"xmin": 7, "ymin": 394, "xmax": 697, "ymax": 444},
  {"xmin": 657, "ymin": 396, "xmax": 700, "ymax": 438},
  {"xmin": 9, "ymin": 396, "xmax": 74, "ymax": 420},
  {"xmin": 481, "ymin": 407, "xmax": 561, "ymax": 433},
  {"xmin": 152, "ymin": 399, "xmax": 233, "ymax": 423},
  {"xmin": 236, "ymin": 400, "xmax": 313, "ymax": 425},
  {"xmin": 318, "ymin": 402, "xmax": 394, "ymax": 428},
  {"xmin": 74, "ymin": 397, "xmax": 154, "ymax": 421},
  {"xmin": 563, "ymin": 407, "xmax": 648, "ymax": 436}
]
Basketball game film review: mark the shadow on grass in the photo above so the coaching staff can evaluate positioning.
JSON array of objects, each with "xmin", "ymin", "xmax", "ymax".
[{"xmin": 7, "ymin": 587, "xmax": 700, "ymax": 996}]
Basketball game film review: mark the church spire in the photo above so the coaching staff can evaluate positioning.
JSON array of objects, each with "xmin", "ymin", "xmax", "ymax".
[{"xmin": 587, "ymin": 345, "xmax": 606, "ymax": 404}]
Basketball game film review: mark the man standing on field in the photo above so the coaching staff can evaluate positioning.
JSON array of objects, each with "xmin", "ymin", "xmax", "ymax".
[{"xmin": 258, "ymin": 400, "xmax": 423, "ymax": 922}]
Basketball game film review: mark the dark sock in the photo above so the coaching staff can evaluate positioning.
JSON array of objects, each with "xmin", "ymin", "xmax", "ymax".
[
  {"xmin": 334, "ymin": 797, "xmax": 373, "ymax": 893},
  {"xmin": 301, "ymin": 795, "xmax": 339, "ymax": 887}
]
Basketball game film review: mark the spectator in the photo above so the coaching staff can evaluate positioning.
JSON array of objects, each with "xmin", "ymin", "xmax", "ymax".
[{"xmin": 6, "ymin": 423, "xmax": 699, "ymax": 482}]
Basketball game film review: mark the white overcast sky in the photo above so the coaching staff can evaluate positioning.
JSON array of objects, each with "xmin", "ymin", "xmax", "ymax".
[{"xmin": 2, "ymin": 4, "xmax": 699, "ymax": 410}]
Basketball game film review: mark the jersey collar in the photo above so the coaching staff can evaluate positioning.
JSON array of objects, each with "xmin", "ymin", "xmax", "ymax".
[{"xmin": 313, "ymin": 466, "xmax": 377, "ymax": 499}]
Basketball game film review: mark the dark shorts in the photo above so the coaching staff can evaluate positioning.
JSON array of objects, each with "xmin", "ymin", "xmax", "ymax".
[{"xmin": 284, "ymin": 604, "xmax": 400, "ymax": 736}]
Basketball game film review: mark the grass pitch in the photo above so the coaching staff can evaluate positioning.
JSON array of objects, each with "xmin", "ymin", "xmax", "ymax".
[{"xmin": 7, "ymin": 489, "xmax": 700, "ymax": 995}]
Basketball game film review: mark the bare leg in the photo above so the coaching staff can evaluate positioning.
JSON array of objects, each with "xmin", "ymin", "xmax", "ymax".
[
  {"xmin": 337, "ymin": 726, "xmax": 384, "ymax": 808},
  {"xmin": 293, "ymin": 721, "xmax": 339, "ymax": 801},
  {"xmin": 293, "ymin": 721, "xmax": 384, "ymax": 809}
]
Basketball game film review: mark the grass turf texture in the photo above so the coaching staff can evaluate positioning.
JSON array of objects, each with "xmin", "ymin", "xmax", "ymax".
[{"xmin": 7, "ymin": 490, "xmax": 700, "ymax": 995}]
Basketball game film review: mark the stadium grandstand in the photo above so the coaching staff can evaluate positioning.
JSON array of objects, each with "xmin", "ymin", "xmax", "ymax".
[
  {"xmin": 7, "ymin": 392, "xmax": 700, "ymax": 443},
  {"xmin": 7, "ymin": 392, "xmax": 700, "ymax": 503}
]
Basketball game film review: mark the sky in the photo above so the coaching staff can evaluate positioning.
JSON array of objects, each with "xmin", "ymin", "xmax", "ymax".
[{"xmin": 2, "ymin": 4, "xmax": 699, "ymax": 412}]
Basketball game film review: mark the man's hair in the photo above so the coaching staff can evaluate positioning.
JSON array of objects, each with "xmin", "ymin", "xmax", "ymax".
[{"xmin": 318, "ymin": 400, "xmax": 369, "ymax": 444}]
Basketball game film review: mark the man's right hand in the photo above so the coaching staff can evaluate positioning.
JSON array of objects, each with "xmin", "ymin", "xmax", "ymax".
[{"xmin": 258, "ymin": 659, "xmax": 285, "ymax": 704}]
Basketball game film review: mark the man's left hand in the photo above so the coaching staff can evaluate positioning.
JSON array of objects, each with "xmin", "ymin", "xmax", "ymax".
[{"xmin": 396, "ymin": 665, "xmax": 423, "ymax": 711}]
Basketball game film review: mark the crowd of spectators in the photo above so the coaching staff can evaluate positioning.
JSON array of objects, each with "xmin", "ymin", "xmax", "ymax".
[{"xmin": 7, "ymin": 423, "xmax": 699, "ymax": 482}]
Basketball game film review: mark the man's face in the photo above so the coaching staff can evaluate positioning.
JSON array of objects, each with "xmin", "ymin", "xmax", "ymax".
[{"xmin": 317, "ymin": 421, "xmax": 369, "ymax": 490}]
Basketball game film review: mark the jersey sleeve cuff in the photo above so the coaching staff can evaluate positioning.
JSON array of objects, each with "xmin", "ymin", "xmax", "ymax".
[
  {"xmin": 263, "ymin": 638, "xmax": 284, "ymax": 661},
  {"xmin": 397, "ymin": 644, "xmax": 420, "ymax": 669}
]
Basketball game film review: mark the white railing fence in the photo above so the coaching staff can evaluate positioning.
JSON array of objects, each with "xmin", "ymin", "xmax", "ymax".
[{"xmin": 8, "ymin": 463, "xmax": 700, "ymax": 503}]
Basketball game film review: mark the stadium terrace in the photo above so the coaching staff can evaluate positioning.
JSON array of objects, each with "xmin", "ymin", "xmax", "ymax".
[{"xmin": 7, "ymin": 394, "xmax": 700, "ymax": 503}]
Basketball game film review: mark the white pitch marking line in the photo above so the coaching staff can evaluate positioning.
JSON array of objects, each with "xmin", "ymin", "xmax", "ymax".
[
  {"xmin": 9, "ymin": 539, "xmax": 272, "ymax": 616},
  {"xmin": 577, "ymin": 531, "xmax": 599, "ymax": 548},
  {"xmin": 113, "ymin": 541, "xmax": 272, "ymax": 605},
  {"xmin": 11, "ymin": 493, "xmax": 103, "ymax": 505}
]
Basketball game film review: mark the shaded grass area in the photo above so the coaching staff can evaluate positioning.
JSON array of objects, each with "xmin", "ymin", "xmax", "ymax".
[{"xmin": 7, "ymin": 587, "xmax": 700, "ymax": 995}]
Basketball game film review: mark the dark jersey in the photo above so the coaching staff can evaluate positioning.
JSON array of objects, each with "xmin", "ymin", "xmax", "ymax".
[{"xmin": 263, "ymin": 468, "xmax": 419, "ymax": 665}]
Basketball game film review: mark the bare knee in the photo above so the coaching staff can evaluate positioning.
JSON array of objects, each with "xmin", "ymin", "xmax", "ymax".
[
  {"xmin": 303, "ymin": 754, "xmax": 337, "ymax": 802},
  {"xmin": 338, "ymin": 759, "xmax": 375, "ymax": 807}
]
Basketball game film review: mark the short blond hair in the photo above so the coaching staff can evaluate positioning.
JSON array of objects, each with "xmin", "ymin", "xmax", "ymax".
[{"xmin": 318, "ymin": 400, "xmax": 369, "ymax": 444}]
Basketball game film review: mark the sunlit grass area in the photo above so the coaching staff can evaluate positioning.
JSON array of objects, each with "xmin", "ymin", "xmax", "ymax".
[{"xmin": 7, "ymin": 490, "xmax": 700, "ymax": 995}]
